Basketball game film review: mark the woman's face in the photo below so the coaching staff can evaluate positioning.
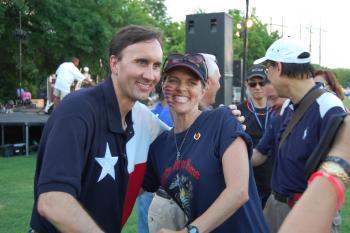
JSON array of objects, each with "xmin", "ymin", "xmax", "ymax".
[
  {"xmin": 314, "ymin": 75, "xmax": 330, "ymax": 90},
  {"xmin": 162, "ymin": 69, "xmax": 205, "ymax": 115}
]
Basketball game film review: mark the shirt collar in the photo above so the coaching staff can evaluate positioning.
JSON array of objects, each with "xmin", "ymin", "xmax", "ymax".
[
  {"xmin": 102, "ymin": 75, "xmax": 133, "ymax": 133},
  {"xmin": 292, "ymin": 83, "xmax": 322, "ymax": 109}
]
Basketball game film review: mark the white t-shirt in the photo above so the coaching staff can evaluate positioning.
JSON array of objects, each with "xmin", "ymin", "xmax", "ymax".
[{"xmin": 55, "ymin": 62, "xmax": 86, "ymax": 93}]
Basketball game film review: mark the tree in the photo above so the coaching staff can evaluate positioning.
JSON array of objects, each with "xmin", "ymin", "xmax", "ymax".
[
  {"xmin": 229, "ymin": 8, "xmax": 279, "ymax": 68},
  {"xmin": 0, "ymin": 0, "xmax": 159, "ymax": 101},
  {"xmin": 140, "ymin": 0, "xmax": 185, "ymax": 56},
  {"xmin": 333, "ymin": 68, "xmax": 350, "ymax": 87}
]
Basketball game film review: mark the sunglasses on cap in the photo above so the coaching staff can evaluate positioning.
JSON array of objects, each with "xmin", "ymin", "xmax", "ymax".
[
  {"xmin": 248, "ymin": 81, "xmax": 266, "ymax": 88},
  {"xmin": 162, "ymin": 53, "xmax": 208, "ymax": 82}
]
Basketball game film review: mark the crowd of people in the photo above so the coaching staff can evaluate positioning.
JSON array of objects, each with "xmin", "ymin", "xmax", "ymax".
[{"xmin": 28, "ymin": 24, "xmax": 350, "ymax": 233}]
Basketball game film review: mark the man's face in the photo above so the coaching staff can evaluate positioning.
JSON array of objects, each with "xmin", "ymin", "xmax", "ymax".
[
  {"xmin": 246, "ymin": 76, "xmax": 266, "ymax": 101},
  {"xmin": 110, "ymin": 39, "xmax": 163, "ymax": 103},
  {"xmin": 264, "ymin": 83, "xmax": 285, "ymax": 111},
  {"xmin": 204, "ymin": 70, "xmax": 221, "ymax": 105},
  {"xmin": 266, "ymin": 63, "xmax": 287, "ymax": 98}
]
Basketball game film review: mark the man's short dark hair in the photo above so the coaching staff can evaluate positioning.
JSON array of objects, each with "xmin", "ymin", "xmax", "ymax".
[
  {"xmin": 267, "ymin": 58, "xmax": 314, "ymax": 80},
  {"xmin": 109, "ymin": 25, "xmax": 163, "ymax": 59}
]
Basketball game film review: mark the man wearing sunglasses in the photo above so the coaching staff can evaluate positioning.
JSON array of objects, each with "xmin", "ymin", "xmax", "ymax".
[{"xmin": 238, "ymin": 65, "xmax": 273, "ymax": 209}]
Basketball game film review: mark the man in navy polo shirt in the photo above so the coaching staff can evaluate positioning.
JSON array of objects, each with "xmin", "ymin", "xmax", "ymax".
[
  {"xmin": 254, "ymin": 37, "xmax": 345, "ymax": 233},
  {"xmin": 30, "ymin": 25, "xmax": 169, "ymax": 233},
  {"xmin": 252, "ymin": 81, "xmax": 286, "ymax": 168}
]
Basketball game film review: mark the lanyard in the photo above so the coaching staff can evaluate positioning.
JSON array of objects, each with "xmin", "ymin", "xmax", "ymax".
[{"xmin": 248, "ymin": 99, "xmax": 269, "ymax": 130}]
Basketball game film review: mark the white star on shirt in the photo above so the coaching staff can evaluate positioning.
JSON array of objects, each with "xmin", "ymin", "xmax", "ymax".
[{"xmin": 95, "ymin": 142, "xmax": 119, "ymax": 182}]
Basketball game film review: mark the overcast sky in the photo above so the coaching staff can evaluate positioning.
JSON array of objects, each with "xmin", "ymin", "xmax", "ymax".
[{"xmin": 165, "ymin": 0, "xmax": 350, "ymax": 69}]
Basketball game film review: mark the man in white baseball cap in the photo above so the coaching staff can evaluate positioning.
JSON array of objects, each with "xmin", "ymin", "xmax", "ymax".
[{"xmin": 253, "ymin": 37, "xmax": 346, "ymax": 233}]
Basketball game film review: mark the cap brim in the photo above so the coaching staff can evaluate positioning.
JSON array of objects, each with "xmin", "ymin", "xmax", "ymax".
[
  {"xmin": 247, "ymin": 74, "xmax": 266, "ymax": 80},
  {"xmin": 165, "ymin": 63, "xmax": 205, "ymax": 82},
  {"xmin": 253, "ymin": 57, "xmax": 267, "ymax": 65}
]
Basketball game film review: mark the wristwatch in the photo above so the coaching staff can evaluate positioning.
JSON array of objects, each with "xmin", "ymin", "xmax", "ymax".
[
  {"xmin": 186, "ymin": 224, "xmax": 199, "ymax": 233},
  {"xmin": 320, "ymin": 161, "xmax": 350, "ymax": 188}
]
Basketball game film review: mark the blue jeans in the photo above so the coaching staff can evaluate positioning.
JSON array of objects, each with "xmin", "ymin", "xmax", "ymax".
[{"xmin": 137, "ymin": 192, "xmax": 153, "ymax": 233}]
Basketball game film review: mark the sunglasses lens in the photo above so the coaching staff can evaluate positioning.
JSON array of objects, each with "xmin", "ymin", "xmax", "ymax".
[
  {"xmin": 248, "ymin": 82, "xmax": 257, "ymax": 88},
  {"xmin": 259, "ymin": 81, "xmax": 266, "ymax": 87},
  {"xmin": 168, "ymin": 54, "xmax": 183, "ymax": 64},
  {"xmin": 163, "ymin": 53, "xmax": 208, "ymax": 82},
  {"xmin": 248, "ymin": 81, "xmax": 266, "ymax": 88},
  {"xmin": 186, "ymin": 54, "xmax": 204, "ymax": 64}
]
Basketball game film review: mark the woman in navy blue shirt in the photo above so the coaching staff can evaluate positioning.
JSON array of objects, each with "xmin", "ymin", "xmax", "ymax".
[{"xmin": 143, "ymin": 53, "xmax": 269, "ymax": 233}]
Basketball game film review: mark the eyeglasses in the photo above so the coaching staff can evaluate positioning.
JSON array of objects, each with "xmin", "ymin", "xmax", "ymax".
[
  {"xmin": 265, "ymin": 63, "xmax": 275, "ymax": 74},
  {"xmin": 248, "ymin": 81, "xmax": 266, "ymax": 88},
  {"xmin": 162, "ymin": 53, "xmax": 208, "ymax": 81}
]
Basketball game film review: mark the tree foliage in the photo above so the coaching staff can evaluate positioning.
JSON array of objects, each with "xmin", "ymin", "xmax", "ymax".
[
  {"xmin": 333, "ymin": 69, "xmax": 350, "ymax": 87},
  {"xmin": 0, "ymin": 0, "xmax": 162, "ymax": 101},
  {"xmin": 0, "ymin": 1, "xmax": 349, "ymax": 102},
  {"xmin": 229, "ymin": 8, "xmax": 279, "ymax": 68}
]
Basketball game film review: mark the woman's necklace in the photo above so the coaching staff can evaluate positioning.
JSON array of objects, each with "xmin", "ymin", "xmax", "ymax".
[
  {"xmin": 174, "ymin": 127, "xmax": 191, "ymax": 214},
  {"xmin": 174, "ymin": 127, "xmax": 191, "ymax": 160}
]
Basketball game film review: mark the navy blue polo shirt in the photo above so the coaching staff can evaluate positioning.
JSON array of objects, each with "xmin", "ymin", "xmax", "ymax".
[
  {"xmin": 30, "ymin": 76, "xmax": 167, "ymax": 233},
  {"xmin": 143, "ymin": 107, "xmax": 269, "ymax": 233},
  {"xmin": 256, "ymin": 113, "xmax": 282, "ymax": 162},
  {"xmin": 272, "ymin": 85, "xmax": 345, "ymax": 196}
]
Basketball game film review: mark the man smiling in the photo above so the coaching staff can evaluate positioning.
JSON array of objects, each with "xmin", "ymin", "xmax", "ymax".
[{"xmin": 30, "ymin": 25, "xmax": 169, "ymax": 233}]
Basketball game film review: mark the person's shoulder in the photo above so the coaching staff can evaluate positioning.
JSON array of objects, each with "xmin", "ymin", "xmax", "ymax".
[
  {"xmin": 133, "ymin": 101, "xmax": 164, "ymax": 124},
  {"xmin": 151, "ymin": 128, "xmax": 171, "ymax": 146},
  {"xmin": 133, "ymin": 101, "xmax": 170, "ymax": 133},
  {"xmin": 57, "ymin": 86, "xmax": 103, "ymax": 117},
  {"xmin": 316, "ymin": 91, "xmax": 345, "ymax": 116},
  {"xmin": 204, "ymin": 106, "xmax": 235, "ymax": 122},
  {"xmin": 280, "ymin": 99, "xmax": 291, "ymax": 116}
]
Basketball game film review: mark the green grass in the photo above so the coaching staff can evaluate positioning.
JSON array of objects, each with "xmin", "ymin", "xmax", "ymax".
[
  {"xmin": 0, "ymin": 155, "xmax": 36, "ymax": 233},
  {"xmin": 1, "ymin": 154, "xmax": 350, "ymax": 233}
]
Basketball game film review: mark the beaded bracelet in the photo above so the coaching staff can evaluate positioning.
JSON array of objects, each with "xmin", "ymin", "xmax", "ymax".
[{"xmin": 308, "ymin": 170, "xmax": 345, "ymax": 210}]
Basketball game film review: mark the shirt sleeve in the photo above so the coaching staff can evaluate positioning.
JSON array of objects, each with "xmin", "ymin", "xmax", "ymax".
[
  {"xmin": 255, "ymin": 118, "xmax": 275, "ymax": 156},
  {"xmin": 318, "ymin": 92, "xmax": 346, "ymax": 135},
  {"xmin": 142, "ymin": 144, "xmax": 160, "ymax": 192},
  {"xmin": 37, "ymin": 114, "xmax": 90, "ymax": 197},
  {"xmin": 70, "ymin": 63, "xmax": 86, "ymax": 81},
  {"xmin": 321, "ymin": 106, "xmax": 346, "ymax": 134},
  {"xmin": 216, "ymin": 107, "xmax": 253, "ymax": 160}
]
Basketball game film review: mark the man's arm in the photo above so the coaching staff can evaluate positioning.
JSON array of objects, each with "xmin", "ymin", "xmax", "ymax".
[
  {"xmin": 251, "ymin": 148, "xmax": 268, "ymax": 167},
  {"xmin": 70, "ymin": 64, "xmax": 87, "ymax": 81},
  {"xmin": 37, "ymin": 191, "xmax": 104, "ymax": 233}
]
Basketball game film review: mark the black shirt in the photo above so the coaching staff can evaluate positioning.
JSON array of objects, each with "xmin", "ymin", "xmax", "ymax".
[{"xmin": 238, "ymin": 100, "xmax": 273, "ymax": 194}]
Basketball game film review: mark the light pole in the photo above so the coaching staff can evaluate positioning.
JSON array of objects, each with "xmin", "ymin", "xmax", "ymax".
[
  {"xmin": 15, "ymin": 10, "xmax": 26, "ymax": 99},
  {"xmin": 241, "ymin": 0, "xmax": 249, "ymax": 102}
]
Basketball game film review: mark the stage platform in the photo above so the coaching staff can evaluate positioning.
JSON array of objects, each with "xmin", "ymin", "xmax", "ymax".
[{"xmin": 0, "ymin": 110, "xmax": 49, "ymax": 156}]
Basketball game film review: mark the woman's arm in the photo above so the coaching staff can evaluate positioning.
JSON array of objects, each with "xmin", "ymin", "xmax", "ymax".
[{"xmin": 279, "ymin": 115, "xmax": 350, "ymax": 233}]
